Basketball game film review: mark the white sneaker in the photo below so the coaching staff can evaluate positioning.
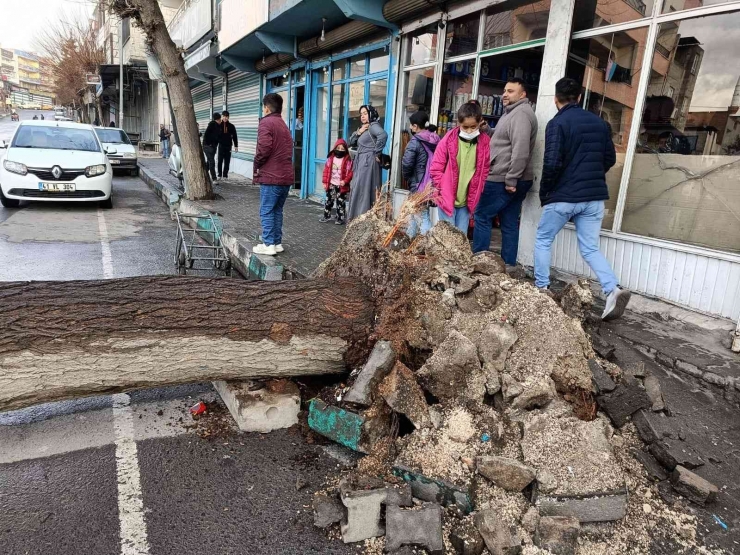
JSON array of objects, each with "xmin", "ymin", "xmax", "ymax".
[
  {"xmin": 602, "ymin": 287, "xmax": 631, "ymax": 321},
  {"xmin": 252, "ymin": 243, "xmax": 277, "ymax": 256},
  {"xmin": 275, "ymin": 244, "xmax": 284, "ymax": 253}
]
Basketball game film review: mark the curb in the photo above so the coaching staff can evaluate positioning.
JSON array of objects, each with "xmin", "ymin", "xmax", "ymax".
[{"xmin": 137, "ymin": 163, "xmax": 284, "ymax": 281}]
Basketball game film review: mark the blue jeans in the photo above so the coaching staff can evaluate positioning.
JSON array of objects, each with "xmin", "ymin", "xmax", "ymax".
[
  {"xmin": 437, "ymin": 206, "xmax": 470, "ymax": 233},
  {"xmin": 472, "ymin": 180, "xmax": 533, "ymax": 264},
  {"xmin": 161, "ymin": 138, "xmax": 170, "ymax": 158},
  {"xmin": 407, "ymin": 206, "xmax": 432, "ymax": 238},
  {"xmin": 259, "ymin": 185, "xmax": 291, "ymax": 246},
  {"xmin": 534, "ymin": 201, "xmax": 618, "ymax": 295}
]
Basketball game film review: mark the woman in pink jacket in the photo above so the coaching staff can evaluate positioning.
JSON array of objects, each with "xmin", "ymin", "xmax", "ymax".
[{"xmin": 429, "ymin": 101, "xmax": 491, "ymax": 233}]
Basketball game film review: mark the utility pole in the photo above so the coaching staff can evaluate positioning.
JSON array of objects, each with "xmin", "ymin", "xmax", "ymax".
[{"xmin": 119, "ymin": 16, "xmax": 124, "ymax": 128}]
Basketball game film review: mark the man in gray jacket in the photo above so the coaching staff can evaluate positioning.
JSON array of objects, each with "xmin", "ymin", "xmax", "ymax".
[{"xmin": 473, "ymin": 77, "xmax": 537, "ymax": 265}]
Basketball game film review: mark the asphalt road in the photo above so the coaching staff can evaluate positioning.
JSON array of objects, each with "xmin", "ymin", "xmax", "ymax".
[{"xmin": 0, "ymin": 114, "xmax": 355, "ymax": 555}]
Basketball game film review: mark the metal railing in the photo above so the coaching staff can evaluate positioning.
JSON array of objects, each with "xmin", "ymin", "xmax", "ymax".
[{"xmin": 167, "ymin": 0, "xmax": 212, "ymax": 50}]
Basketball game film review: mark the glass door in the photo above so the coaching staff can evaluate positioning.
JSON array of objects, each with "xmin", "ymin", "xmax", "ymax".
[
  {"xmin": 310, "ymin": 66, "xmax": 330, "ymax": 197},
  {"xmin": 290, "ymin": 68, "xmax": 306, "ymax": 190}
]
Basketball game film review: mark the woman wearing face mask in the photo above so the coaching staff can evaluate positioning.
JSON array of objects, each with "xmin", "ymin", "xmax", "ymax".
[
  {"xmin": 320, "ymin": 139, "xmax": 353, "ymax": 224},
  {"xmin": 429, "ymin": 100, "xmax": 491, "ymax": 233},
  {"xmin": 401, "ymin": 111, "xmax": 440, "ymax": 237},
  {"xmin": 347, "ymin": 105, "xmax": 388, "ymax": 222}
]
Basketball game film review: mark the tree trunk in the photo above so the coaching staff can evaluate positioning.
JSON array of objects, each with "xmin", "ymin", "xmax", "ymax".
[
  {"xmin": 109, "ymin": 0, "xmax": 213, "ymax": 200},
  {"xmin": 0, "ymin": 277, "xmax": 374, "ymax": 413}
]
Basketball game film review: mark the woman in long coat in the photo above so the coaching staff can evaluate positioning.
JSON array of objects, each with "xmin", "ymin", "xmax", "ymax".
[{"xmin": 347, "ymin": 105, "xmax": 388, "ymax": 221}]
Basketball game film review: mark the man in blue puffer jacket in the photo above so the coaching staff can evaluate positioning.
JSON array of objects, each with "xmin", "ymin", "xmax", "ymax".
[{"xmin": 534, "ymin": 77, "xmax": 631, "ymax": 321}]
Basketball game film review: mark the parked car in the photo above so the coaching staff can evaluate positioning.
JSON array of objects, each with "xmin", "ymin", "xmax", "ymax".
[
  {"xmin": 54, "ymin": 108, "xmax": 66, "ymax": 121},
  {"xmin": 94, "ymin": 127, "xmax": 138, "ymax": 176},
  {"xmin": 0, "ymin": 121, "xmax": 113, "ymax": 208}
]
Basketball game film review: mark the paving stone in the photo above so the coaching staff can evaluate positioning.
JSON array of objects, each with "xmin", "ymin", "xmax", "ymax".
[
  {"xmin": 344, "ymin": 340, "xmax": 396, "ymax": 406},
  {"xmin": 597, "ymin": 381, "xmax": 651, "ymax": 428},
  {"xmin": 378, "ymin": 361, "xmax": 431, "ymax": 429},
  {"xmin": 476, "ymin": 456, "xmax": 536, "ymax": 492},
  {"xmin": 473, "ymin": 509, "xmax": 521, "ymax": 555},
  {"xmin": 702, "ymin": 372, "xmax": 727, "ymax": 387},
  {"xmin": 534, "ymin": 516, "xmax": 580, "ymax": 555},
  {"xmin": 631, "ymin": 449, "xmax": 668, "ymax": 482},
  {"xmin": 340, "ymin": 484, "xmax": 387, "ymax": 543},
  {"xmin": 674, "ymin": 359, "xmax": 703, "ymax": 378},
  {"xmin": 670, "ymin": 465, "xmax": 719, "ymax": 505},
  {"xmin": 386, "ymin": 504, "xmax": 444, "ymax": 554},
  {"xmin": 534, "ymin": 490, "xmax": 628, "ymax": 523},
  {"xmin": 449, "ymin": 519, "xmax": 485, "ymax": 555},
  {"xmin": 588, "ymin": 358, "xmax": 616, "ymax": 394},
  {"xmin": 385, "ymin": 483, "xmax": 413, "ymax": 507},
  {"xmin": 643, "ymin": 375, "xmax": 666, "ymax": 412},
  {"xmin": 213, "ymin": 379, "xmax": 299, "ymax": 433},
  {"xmin": 649, "ymin": 439, "xmax": 704, "ymax": 471},
  {"xmin": 312, "ymin": 493, "xmax": 344, "ymax": 528}
]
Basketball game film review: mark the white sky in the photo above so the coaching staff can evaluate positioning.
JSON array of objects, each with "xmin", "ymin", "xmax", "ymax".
[{"xmin": 0, "ymin": 0, "xmax": 94, "ymax": 53}]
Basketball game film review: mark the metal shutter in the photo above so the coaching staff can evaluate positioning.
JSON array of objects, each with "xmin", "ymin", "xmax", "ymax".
[
  {"xmin": 213, "ymin": 76, "xmax": 224, "ymax": 111},
  {"xmin": 191, "ymin": 82, "xmax": 211, "ymax": 132},
  {"xmin": 225, "ymin": 70, "xmax": 260, "ymax": 161}
]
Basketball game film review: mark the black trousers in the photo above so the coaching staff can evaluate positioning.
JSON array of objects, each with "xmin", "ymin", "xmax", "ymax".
[
  {"xmin": 203, "ymin": 145, "xmax": 217, "ymax": 180},
  {"xmin": 218, "ymin": 147, "xmax": 232, "ymax": 177}
]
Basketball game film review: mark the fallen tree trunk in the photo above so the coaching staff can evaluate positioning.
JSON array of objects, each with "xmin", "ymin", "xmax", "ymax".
[{"xmin": 0, "ymin": 276, "xmax": 374, "ymax": 412}]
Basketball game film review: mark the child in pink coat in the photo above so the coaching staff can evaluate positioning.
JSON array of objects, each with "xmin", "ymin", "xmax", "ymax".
[{"xmin": 429, "ymin": 101, "xmax": 491, "ymax": 233}]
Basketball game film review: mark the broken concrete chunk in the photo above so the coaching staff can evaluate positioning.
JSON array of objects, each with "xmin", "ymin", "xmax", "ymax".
[
  {"xmin": 478, "ymin": 322, "xmax": 517, "ymax": 395},
  {"xmin": 343, "ymin": 340, "xmax": 396, "ymax": 406},
  {"xmin": 632, "ymin": 409, "xmax": 661, "ymax": 444},
  {"xmin": 393, "ymin": 465, "xmax": 474, "ymax": 515},
  {"xmin": 536, "ymin": 470, "xmax": 559, "ymax": 494},
  {"xmin": 417, "ymin": 330, "xmax": 485, "ymax": 403},
  {"xmin": 474, "ymin": 509, "xmax": 521, "ymax": 555},
  {"xmin": 313, "ymin": 493, "xmax": 344, "ymax": 528},
  {"xmin": 385, "ymin": 504, "xmax": 445, "ymax": 554},
  {"xmin": 511, "ymin": 378, "xmax": 557, "ymax": 411},
  {"xmin": 476, "ymin": 456, "xmax": 536, "ymax": 492},
  {"xmin": 340, "ymin": 484, "xmax": 387, "ymax": 543},
  {"xmin": 442, "ymin": 288, "xmax": 457, "ymax": 308},
  {"xmin": 632, "ymin": 449, "xmax": 668, "ymax": 482},
  {"xmin": 643, "ymin": 375, "xmax": 666, "ymax": 412},
  {"xmin": 649, "ymin": 440, "xmax": 704, "ymax": 472},
  {"xmin": 307, "ymin": 398, "xmax": 390, "ymax": 454},
  {"xmin": 588, "ymin": 359, "xmax": 616, "ymax": 394},
  {"xmin": 534, "ymin": 490, "xmax": 628, "ymax": 523},
  {"xmin": 521, "ymin": 507, "xmax": 540, "ymax": 534},
  {"xmin": 450, "ymin": 519, "xmax": 485, "ymax": 555},
  {"xmin": 502, "ymin": 374, "xmax": 524, "ymax": 402},
  {"xmin": 534, "ymin": 516, "xmax": 580, "ymax": 555},
  {"xmin": 472, "ymin": 251, "xmax": 506, "ymax": 276},
  {"xmin": 560, "ymin": 280, "xmax": 593, "ymax": 321},
  {"xmin": 597, "ymin": 381, "xmax": 651, "ymax": 428},
  {"xmin": 590, "ymin": 335, "xmax": 616, "ymax": 361},
  {"xmin": 670, "ymin": 465, "xmax": 718, "ymax": 505},
  {"xmin": 454, "ymin": 275, "xmax": 479, "ymax": 295},
  {"xmin": 378, "ymin": 361, "xmax": 431, "ymax": 429},
  {"xmin": 213, "ymin": 379, "xmax": 300, "ymax": 433}
]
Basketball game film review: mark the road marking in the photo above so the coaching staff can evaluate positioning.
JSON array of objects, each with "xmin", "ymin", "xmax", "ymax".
[
  {"xmin": 97, "ymin": 209, "xmax": 114, "ymax": 278},
  {"xmin": 112, "ymin": 393, "xmax": 151, "ymax": 555}
]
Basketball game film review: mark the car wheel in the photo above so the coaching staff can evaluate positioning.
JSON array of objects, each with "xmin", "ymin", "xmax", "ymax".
[
  {"xmin": 130, "ymin": 167, "xmax": 139, "ymax": 177},
  {"xmin": 0, "ymin": 188, "xmax": 20, "ymax": 208},
  {"xmin": 99, "ymin": 196, "xmax": 113, "ymax": 209}
]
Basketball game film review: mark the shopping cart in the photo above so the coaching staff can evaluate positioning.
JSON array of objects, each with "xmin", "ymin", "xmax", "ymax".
[{"xmin": 173, "ymin": 211, "xmax": 231, "ymax": 275}]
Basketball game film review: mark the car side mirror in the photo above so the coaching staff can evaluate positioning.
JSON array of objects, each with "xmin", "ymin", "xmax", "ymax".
[{"xmin": 105, "ymin": 147, "xmax": 117, "ymax": 154}]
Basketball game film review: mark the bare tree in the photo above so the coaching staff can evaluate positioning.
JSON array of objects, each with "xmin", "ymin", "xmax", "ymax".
[{"xmin": 104, "ymin": 0, "xmax": 213, "ymax": 200}]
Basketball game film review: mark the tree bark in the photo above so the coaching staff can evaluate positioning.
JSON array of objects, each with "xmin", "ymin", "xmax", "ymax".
[
  {"xmin": 108, "ymin": 0, "xmax": 213, "ymax": 200},
  {"xmin": 0, "ymin": 277, "xmax": 374, "ymax": 413}
]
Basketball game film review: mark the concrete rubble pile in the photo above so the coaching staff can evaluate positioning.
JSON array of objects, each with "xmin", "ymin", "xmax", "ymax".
[{"xmin": 302, "ymin": 210, "xmax": 721, "ymax": 554}]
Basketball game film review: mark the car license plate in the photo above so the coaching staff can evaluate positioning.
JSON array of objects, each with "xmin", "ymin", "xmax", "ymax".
[
  {"xmin": 39, "ymin": 182, "xmax": 75, "ymax": 192},
  {"xmin": 109, "ymin": 159, "xmax": 120, "ymax": 165}
]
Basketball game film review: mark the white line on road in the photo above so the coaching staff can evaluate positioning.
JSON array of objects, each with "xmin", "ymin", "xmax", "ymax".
[{"xmin": 97, "ymin": 209, "xmax": 114, "ymax": 279}]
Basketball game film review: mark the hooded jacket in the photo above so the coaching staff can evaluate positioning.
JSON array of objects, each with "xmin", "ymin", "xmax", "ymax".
[
  {"xmin": 402, "ymin": 129, "xmax": 440, "ymax": 193},
  {"xmin": 429, "ymin": 127, "xmax": 491, "ymax": 217},
  {"xmin": 322, "ymin": 139, "xmax": 353, "ymax": 194},
  {"xmin": 254, "ymin": 112, "xmax": 294, "ymax": 185}
]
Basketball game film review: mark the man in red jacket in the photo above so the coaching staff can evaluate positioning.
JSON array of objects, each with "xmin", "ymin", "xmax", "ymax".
[{"xmin": 253, "ymin": 93, "xmax": 294, "ymax": 256}]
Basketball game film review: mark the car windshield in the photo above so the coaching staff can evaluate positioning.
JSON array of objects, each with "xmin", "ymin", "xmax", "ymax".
[
  {"xmin": 95, "ymin": 129, "xmax": 131, "ymax": 145},
  {"xmin": 12, "ymin": 126, "xmax": 100, "ymax": 152}
]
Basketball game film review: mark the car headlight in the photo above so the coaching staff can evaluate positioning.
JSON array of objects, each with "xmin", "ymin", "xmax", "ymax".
[
  {"xmin": 85, "ymin": 164, "xmax": 107, "ymax": 178},
  {"xmin": 3, "ymin": 160, "xmax": 27, "ymax": 175},
  {"xmin": 123, "ymin": 152, "xmax": 137, "ymax": 159}
]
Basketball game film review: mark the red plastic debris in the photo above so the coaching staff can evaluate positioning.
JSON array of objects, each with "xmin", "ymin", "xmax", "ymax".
[{"xmin": 189, "ymin": 401, "xmax": 207, "ymax": 416}]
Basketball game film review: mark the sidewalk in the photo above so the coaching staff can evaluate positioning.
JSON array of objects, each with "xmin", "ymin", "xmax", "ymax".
[{"xmin": 138, "ymin": 157, "xmax": 345, "ymax": 278}]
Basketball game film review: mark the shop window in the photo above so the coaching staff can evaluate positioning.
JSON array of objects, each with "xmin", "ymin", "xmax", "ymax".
[
  {"xmin": 572, "ymin": 0, "xmax": 654, "ymax": 32},
  {"xmin": 293, "ymin": 68, "xmax": 306, "ymax": 83},
  {"xmin": 437, "ymin": 60, "xmax": 475, "ymax": 137},
  {"xmin": 317, "ymin": 66, "xmax": 329, "ymax": 84},
  {"xmin": 369, "ymin": 49, "xmax": 390, "ymax": 74},
  {"xmin": 662, "ymin": 0, "xmax": 736, "ymax": 13},
  {"xmin": 402, "ymin": 67, "xmax": 435, "ymax": 127},
  {"xmin": 350, "ymin": 54, "xmax": 366, "ymax": 78},
  {"xmin": 348, "ymin": 81, "xmax": 365, "ymax": 135},
  {"xmin": 406, "ymin": 24, "xmax": 438, "ymax": 66},
  {"xmin": 331, "ymin": 84, "xmax": 346, "ymax": 150},
  {"xmin": 567, "ymin": 29, "xmax": 648, "ymax": 229},
  {"xmin": 483, "ymin": 1, "xmax": 550, "ymax": 50},
  {"xmin": 445, "ymin": 12, "xmax": 481, "ymax": 58},
  {"xmin": 333, "ymin": 62, "xmax": 346, "ymax": 81},
  {"xmin": 621, "ymin": 12, "xmax": 740, "ymax": 253},
  {"xmin": 369, "ymin": 79, "xmax": 388, "ymax": 127}
]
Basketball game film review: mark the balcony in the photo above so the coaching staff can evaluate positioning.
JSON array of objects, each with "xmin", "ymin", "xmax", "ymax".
[
  {"xmin": 218, "ymin": 0, "xmax": 268, "ymax": 51},
  {"xmin": 168, "ymin": 0, "xmax": 212, "ymax": 50}
]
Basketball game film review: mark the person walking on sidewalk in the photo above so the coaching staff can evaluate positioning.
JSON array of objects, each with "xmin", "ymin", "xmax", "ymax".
[
  {"xmin": 473, "ymin": 78, "xmax": 537, "ymax": 266},
  {"xmin": 402, "ymin": 110, "xmax": 439, "ymax": 237},
  {"xmin": 347, "ymin": 105, "xmax": 388, "ymax": 222},
  {"xmin": 320, "ymin": 139, "xmax": 353, "ymax": 225},
  {"xmin": 429, "ymin": 100, "xmax": 491, "ymax": 233},
  {"xmin": 535, "ymin": 77, "xmax": 631, "ymax": 321},
  {"xmin": 217, "ymin": 110, "xmax": 238, "ymax": 179},
  {"xmin": 252, "ymin": 93, "xmax": 294, "ymax": 256},
  {"xmin": 159, "ymin": 124, "xmax": 171, "ymax": 159},
  {"xmin": 203, "ymin": 112, "xmax": 222, "ymax": 182}
]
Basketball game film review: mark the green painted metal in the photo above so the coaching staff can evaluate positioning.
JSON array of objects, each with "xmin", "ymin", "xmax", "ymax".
[
  {"xmin": 307, "ymin": 399, "xmax": 365, "ymax": 452},
  {"xmin": 392, "ymin": 465, "xmax": 474, "ymax": 514}
]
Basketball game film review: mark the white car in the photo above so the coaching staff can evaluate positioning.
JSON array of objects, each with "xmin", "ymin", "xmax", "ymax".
[
  {"xmin": 0, "ymin": 120, "xmax": 113, "ymax": 209},
  {"xmin": 95, "ymin": 127, "xmax": 138, "ymax": 176},
  {"xmin": 54, "ymin": 108, "xmax": 66, "ymax": 121}
]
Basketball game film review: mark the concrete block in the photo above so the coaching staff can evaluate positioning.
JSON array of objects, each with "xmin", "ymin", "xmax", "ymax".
[
  {"xmin": 534, "ymin": 516, "xmax": 580, "ymax": 555},
  {"xmin": 476, "ymin": 456, "xmax": 536, "ymax": 492},
  {"xmin": 534, "ymin": 490, "xmax": 628, "ymax": 523},
  {"xmin": 450, "ymin": 519, "xmax": 485, "ymax": 555},
  {"xmin": 213, "ymin": 379, "xmax": 299, "ymax": 433},
  {"xmin": 385, "ymin": 483, "xmax": 413, "ymax": 507},
  {"xmin": 597, "ymin": 381, "xmax": 651, "ymax": 428},
  {"xmin": 307, "ymin": 398, "xmax": 390, "ymax": 453},
  {"xmin": 340, "ymin": 485, "xmax": 387, "ymax": 543},
  {"xmin": 588, "ymin": 358, "xmax": 616, "ymax": 394},
  {"xmin": 313, "ymin": 493, "xmax": 344, "ymax": 528},
  {"xmin": 378, "ymin": 361, "xmax": 431, "ymax": 429},
  {"xmin": 385, "ymin": 504, "xmax": 445, "ymax": 554},
  {"xmin": 474, "ymin": 509, "xmax": 521, "ymax": 555},
  {"xmin": 343, "ymin": 340, "xmax": 396, "ymax": 406},
  {"xmin": 670, "ymin": 465, "xmax": 718, "ymax": 505},
  {"xmin": 393, "ymin": 465, "xmax": 474, "ymax": 515}
]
